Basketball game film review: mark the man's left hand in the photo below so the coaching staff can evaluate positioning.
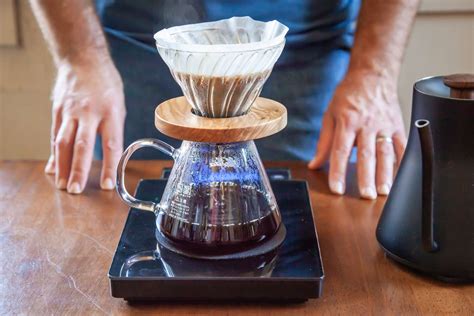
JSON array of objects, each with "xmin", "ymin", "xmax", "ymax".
[{"xmin": 308, "ymin": 69, "xmax": 407, "ymax": 199}]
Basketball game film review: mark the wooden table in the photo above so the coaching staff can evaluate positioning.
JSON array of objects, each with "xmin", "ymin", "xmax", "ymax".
[{"xmin": 1, "ymin": 161, "xmax": 472, "ymax": 315}]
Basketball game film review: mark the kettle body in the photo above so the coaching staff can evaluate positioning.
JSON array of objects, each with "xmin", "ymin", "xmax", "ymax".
[{"xmin": 376, "ymin": 75, "xmax": 474, "ymax": 281}]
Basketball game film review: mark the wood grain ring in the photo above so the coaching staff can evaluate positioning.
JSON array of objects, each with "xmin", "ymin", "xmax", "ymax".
[{"xmin": 155, "ymin": 97, "xmax": 287, "ymax": 142}]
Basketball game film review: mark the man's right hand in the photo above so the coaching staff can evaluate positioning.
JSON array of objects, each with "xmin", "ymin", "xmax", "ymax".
[{"xmin": 44, "ymin": 58, "xmax": 126, "ymax": 194}]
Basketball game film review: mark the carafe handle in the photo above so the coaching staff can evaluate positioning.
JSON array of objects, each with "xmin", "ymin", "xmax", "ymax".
[{"xmin": 116, "ymin": 138, "xmax": 176, "ymax": 212}]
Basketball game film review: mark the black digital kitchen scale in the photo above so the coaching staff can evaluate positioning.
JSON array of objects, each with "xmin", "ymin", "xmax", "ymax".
[{"xmin": 109, "ymin": 169, "xmax": 324, "ymax": 302}]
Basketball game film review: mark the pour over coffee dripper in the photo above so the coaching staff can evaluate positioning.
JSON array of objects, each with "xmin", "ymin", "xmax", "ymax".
[
  {"xmin": 116, "ymin": 17, "xmax": 288, "ymax": 258},
  {"xmin": 154, "ymin": 16, "xmax": 288, "ymax": 118}
]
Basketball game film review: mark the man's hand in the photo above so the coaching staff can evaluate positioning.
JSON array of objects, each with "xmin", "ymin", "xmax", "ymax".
[
  {"xmin": 308, "ymin": 70, "xmax": 406, "ymax": 199},
  {"xmin": 308, "ymin": 0, "xmax": 419, "ymax": 199},
  {"xmin": 30, "ymin": 0, "xmax": 126, "ymax": 194},
  {"xmin": 44, "ymin": 59, "xmax": 125, "ymax": 194}
]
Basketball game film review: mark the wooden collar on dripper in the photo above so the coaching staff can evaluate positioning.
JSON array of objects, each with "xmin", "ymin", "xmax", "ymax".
[{"xmin": 155, "ymin": 97, "xmax": 287, "ymax": 143}]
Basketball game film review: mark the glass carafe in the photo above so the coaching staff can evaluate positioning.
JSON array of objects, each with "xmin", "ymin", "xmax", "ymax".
[{"xmin": 117, "ymin": 139, "xmax": 282, "ymax": 251}]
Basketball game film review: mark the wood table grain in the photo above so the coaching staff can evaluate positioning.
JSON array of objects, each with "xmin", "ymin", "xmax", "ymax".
[{"xmin": 1, "ymin": 161, "xmax": 472, "ymax": 315}]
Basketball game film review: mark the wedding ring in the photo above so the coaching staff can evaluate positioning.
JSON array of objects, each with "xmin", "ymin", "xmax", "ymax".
[{"xmin": 376, "ymin": 136, "xmax": 393, "ymax": 144}]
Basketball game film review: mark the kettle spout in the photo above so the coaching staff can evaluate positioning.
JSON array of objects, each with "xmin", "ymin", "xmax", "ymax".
[{"xmin": 415, "ymin": 119, "xmax": 439, "ymax": 252}]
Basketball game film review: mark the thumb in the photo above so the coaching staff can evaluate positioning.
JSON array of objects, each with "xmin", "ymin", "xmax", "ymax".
[{"xmin": 308, "ymin": 114, "xmax": 334, "ymax": 170}]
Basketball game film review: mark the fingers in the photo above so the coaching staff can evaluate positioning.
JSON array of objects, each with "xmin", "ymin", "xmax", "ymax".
[
  {"xmin": 54, "ymin": 118, "xmax": 77, "ymax": 190},
  {"xmin": 328, "ymin": 124, "xmax": 356, "ymax": 195},
  {"xmin": 45, "ymin": 155, "xmax": 55, "ymax": 175},
  {"xmin": 100, "ymin": 116, "xmax": 124, "ymax": 190},
  {"xmin": 357, "ymin": 132, "xmax": 377, "ymax": 199},
  {"xmin": 393, "ymin": 130, "xmax": 407, "ymax": 165},
  {"xmin": 66, "ymin": 119, "xmax": 99, "ymax": 194},
  {"xmin": 308, "ymin": 115, "xmax": 334, "ymax": 169},
  {"xmin": 376, "ymin": 137, "xmax": 395, "ymax": 196},
  {"xmin": 45, "ymin": 105, "xmax": 62, "ymax": 174}
]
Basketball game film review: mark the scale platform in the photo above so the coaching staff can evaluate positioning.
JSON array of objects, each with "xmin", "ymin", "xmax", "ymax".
[{"xmin": 109, "ymin": 169, "xmax": 324, "ymax": 302}]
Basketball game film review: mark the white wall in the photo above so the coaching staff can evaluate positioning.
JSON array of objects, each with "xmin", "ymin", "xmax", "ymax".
[
  {"xmin": 0, "ymin": 0, "xmax": 54, "ymax": 160},
  {"xmin": 0, "ymin": 0, "xmax": 473, "ymax": 159},
  {"xmin": 398, "ymin": 5, "xmax": 474, "ymax": 127}
]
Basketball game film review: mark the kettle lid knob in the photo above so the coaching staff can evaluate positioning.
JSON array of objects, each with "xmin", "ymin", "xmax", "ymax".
[{"xmin": 443, "ymin": 73, "xmax": 474, "ymax": 99}]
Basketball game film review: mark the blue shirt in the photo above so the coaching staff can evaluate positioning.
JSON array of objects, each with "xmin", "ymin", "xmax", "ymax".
[{"xmin": 94, "ymin": 0, "xmax": 361, "ymax": 160}]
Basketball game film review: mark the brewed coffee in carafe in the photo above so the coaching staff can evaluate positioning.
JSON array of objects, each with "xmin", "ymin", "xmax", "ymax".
[
  {"xmin": 158, "ymin": 184, "xmax": 280, "ymax": 249},
  {"xmin": 155, "ymin": 141, "xmax": 282, "ymax": 252}
]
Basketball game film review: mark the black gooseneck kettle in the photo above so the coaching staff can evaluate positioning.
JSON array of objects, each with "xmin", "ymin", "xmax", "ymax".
[{"xmin": 376, "ymin": 74, "xmax": 474, "ymax": 281}]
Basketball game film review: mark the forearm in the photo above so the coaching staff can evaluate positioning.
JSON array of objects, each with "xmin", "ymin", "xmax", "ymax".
[
  {"xmin": 30, "ymin": 0, "xmax": 109, "ymax": 66},
  {"xmin": 348, "ymin": 0, "xmax": 420, "ymax": 79}
]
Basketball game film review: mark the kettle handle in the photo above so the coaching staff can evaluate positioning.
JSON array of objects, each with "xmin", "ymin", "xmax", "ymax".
[
  {"xmin": 415, "ymin": 120, "xmax": 439, "ymax": 252},
  {"xmin": 116, "ymin": 138, "xmax": 176, "ymax": 213}
]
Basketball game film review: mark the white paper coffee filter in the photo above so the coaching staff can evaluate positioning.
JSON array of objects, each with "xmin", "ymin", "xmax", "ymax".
[
  {"xmin": 155, "ymin": 16, "xmax": 288, "ymax": 52},
  {"xmin": 154, "ymin": 16, "xmax": 288, "ymax": 76}
]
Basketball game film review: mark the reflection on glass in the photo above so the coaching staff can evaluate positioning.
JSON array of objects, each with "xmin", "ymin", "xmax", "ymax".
[{"xmin": 119, "ymin": 244, "xmax": 279, "ymax": 278}]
